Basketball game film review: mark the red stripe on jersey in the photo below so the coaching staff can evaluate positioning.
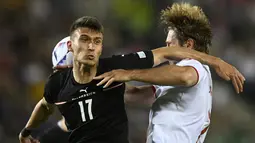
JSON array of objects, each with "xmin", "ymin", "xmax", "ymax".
[
  {"xmin": 197, "ymin": 112, "xmax": 211, "ymax": 143},
  {"xmin": 208, "ymin": 112, "xmax": 211, "ymax": 120},
  {"xmin": 196, "ymin": 126, "xmax": 209, "ymax": 143},
  {"xmin": 151, "ymin": 86, "xmax": 156, "ymax": 93},
  {"xmin": 151, "ymin": 86, "xmax": 156, "ymax": 97}
]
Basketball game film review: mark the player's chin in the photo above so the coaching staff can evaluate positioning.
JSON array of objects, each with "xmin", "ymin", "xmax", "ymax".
[{"xmin": 79, "ymin": 60, "xmax": 97, "ymax": 66}]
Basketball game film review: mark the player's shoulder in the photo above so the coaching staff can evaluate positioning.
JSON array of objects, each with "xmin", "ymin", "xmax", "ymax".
[
  {"xmin": 177, "ymin": 59, "xmax": 210, "ymax": 80},
  {"xmin": 176, "ymin": 59, "xmax": 209, "ymax": 71},
  {"xmin": 46, "ymin": 68, "xmax": 71, "ymax": 88},
  {"xmin": 176, "ymin": 59, "xmax": 203, "ymax": 66},
  {"xmin": 44, "ymin": 68, "xmax": 72, "ymax": 104},
  {"xmin": 49, "ymin": 68, "xmax": 71, "ymax": 80}
]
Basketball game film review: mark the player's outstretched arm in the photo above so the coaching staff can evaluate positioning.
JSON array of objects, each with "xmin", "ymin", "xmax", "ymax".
[
  {"xmin": 152, "ymin": 46, "xmax": 245, "ymax": 93},
  {"xmin": 19, "ymin": 98, "xmax": 55, "ymax": 143},
  {"xmin": 152, "ymin": 46, "xmax": 218, "ymax": 66},
  {"xmin": 124, "ymin": 84, "xmax": 155, "ymax": 107},
  {"xmin": 94, "ymin": 65, "xmax": 197, "ymax": 88}
]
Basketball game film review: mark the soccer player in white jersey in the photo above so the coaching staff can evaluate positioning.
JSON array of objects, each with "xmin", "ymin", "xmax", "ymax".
[{"xmin": 94, "ymin": 3, "xmax": 244, "ymax": 143}]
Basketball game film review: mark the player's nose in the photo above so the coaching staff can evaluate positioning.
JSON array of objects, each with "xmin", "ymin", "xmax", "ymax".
[{"xmin": 88, "ymin": 43, "xmax": 95, "ymax": 51}]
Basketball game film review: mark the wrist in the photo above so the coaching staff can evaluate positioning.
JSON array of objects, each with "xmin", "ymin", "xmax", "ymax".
[
  {"xmin": 129, "ymin": 70, "xmax": 138, "ymax": 81},
  {"xmin": 212, "ymin": 57, "xmax": 222, "ymax": 68},
  {"xmin": 20, "ymin": 128, "xmax": 32, "ymax": 137}
]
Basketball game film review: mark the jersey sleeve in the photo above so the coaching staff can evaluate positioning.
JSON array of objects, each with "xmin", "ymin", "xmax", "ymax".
[
  {"xmin": 100, "ymin": 50, "xmax": 154, "ymax": 71},
  {"xmin": 176, "ymin": 59, "xmax": 206, "ymax": 85},
  {"xmin": 43, "ymin": 71, "xmax": 63, "ymax": 104}
]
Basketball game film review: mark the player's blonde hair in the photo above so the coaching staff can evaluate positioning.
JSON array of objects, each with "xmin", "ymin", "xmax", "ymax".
[{"xmin": 161, "ymin": 3, "xmax": 212, "ymax": 54}]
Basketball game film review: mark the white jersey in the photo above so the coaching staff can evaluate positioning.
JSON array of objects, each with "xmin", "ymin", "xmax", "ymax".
[{"xmin": 147, "ymin": 59, "xmax": 212, "ymax": 143}]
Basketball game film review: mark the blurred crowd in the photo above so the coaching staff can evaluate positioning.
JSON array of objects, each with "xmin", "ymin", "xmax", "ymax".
[{"xmin": 0, "ymin": 0, "xmax": 255, "ymax": 142}]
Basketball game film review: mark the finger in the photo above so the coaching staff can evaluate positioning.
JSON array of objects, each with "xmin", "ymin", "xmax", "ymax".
[
  {"xmin": 217, "ymin": 70, "xmax": 230, "ymax": 81},
  {"xmin": 237, "ymin": 70, "xmax": 245, "ymax": 82},
  {"xmin": 237, "ymin": 71, "xmax": 244, "ymax": 84},
  {"xmin": 103, "ymin": 78, "xmax": 115, "ymax": 88},
  {"xmin": 235, "ymin": 75, "xmax": 243, "ymax": 93},
  {"xmin": 93, "ymin": 75, "xmax": 104, "ymax": 80},
  {"xmin": 97, "ymin": 76, "xmax": 112, "ymax": 86},
  {"xmin": 238, "ymin": 71, "xmax": 245, "ymax": 83},
  {"xmin": 94, "ymin": 72, "xmax": 111, "ymax": 80},
  {"xmin": 231, "ymin": 77, "xmax": 239, "ymax": 94},
  {"xmin": 222, "ymin": 72, "xmax": 230, "ymax": 81}
]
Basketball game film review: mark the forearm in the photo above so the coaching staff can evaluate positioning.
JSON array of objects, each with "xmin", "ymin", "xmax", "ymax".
[
  {"xmin": 25, "ymin": 99, "xmax": 54, "ymax": 129},
  {"xmin": 153, "ymin": 47, "xmax": 220, "ymax": 67},
  {"xmin": 129, "ymin": 65, "xmax": 195, "ymax": 86}
]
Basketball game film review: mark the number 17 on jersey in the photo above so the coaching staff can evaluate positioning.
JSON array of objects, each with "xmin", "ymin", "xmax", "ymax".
[{"xmin": 78, "ymin": 99, "xmax": 93, "ymax": 122}]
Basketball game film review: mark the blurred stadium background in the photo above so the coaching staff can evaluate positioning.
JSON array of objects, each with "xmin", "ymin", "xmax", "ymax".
[{"xmin": 0, "ymin": 0, "xmax": 255, "ymax": 142}]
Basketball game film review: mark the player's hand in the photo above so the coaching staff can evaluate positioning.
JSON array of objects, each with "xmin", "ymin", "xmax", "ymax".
[
  {"xmin": 19, "ymin": 133, "xmax": 40, "ymax": 143},
  {"xmin": 94, "ymin": 69, "xmax": 132, "ymax": 88},
  {"xmin": 214, "ymin": 58, "xmax": 245, "ymax": 94}
]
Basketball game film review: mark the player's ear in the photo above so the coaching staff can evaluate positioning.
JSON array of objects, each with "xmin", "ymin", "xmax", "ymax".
[
  {"xmin": 185, "ymin": 38, "xmax": 195, "ymax": 50},
  {"xmin": 67, "ymin": 41, "xmax": 73, "ymax": 52}
]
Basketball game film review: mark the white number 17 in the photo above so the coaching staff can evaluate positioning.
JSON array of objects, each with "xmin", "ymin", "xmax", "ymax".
[{"xmin": 78, "ymin": 99, "xmax": 93, "ymax": 122}]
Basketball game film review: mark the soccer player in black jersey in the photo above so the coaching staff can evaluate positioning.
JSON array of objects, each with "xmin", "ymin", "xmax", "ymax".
[
  {"xmin": 19, "ymin": 16, "xmax": 156, "ymax": 143},
  {"xmin": 19, "ymin": 16, "xmax": 244, "ymax": 143}
]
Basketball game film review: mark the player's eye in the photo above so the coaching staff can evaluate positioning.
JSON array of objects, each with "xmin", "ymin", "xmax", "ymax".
[
  {"xmin": 80, "ymin": 38, "xmax": 89, "ymax": 42},
  {"xmin": 79, "ymin": 35, "xmax": 91, "ymax": 43},
  {"xmin": 94, "ymin": 39, "xmax": 102, "ymax": 45}
]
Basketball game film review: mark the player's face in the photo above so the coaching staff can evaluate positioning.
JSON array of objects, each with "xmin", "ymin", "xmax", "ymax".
[
  {"xmin": 166, "ymin": 28, "xmax": 195, "ymax": 50},
  {"xmin": 70, "ymin": 27, "xmax": 103, "ymax": 67},
  {"xmin": 165, "ymin": 29, "xmax": 180, "ymax": 47}
]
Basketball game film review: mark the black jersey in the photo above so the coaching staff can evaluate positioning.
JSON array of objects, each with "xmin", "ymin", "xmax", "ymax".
[{"xmin": 43, "ymin": 51, "xmax": 154, "ymax": 143}]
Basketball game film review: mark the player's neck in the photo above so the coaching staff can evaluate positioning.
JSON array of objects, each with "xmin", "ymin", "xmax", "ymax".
[{"xmin": 72, "ymin": 62, "xmax": 97, "ymax": 84}]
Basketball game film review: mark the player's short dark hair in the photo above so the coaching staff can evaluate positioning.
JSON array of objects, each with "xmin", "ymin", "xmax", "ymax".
[
  {"xmin": 70, "ymin": 16, "xmax": 104, "ymax": 36},
  {"xmin": 161, "ymin": 3, "xmax": 212, "ymax": 54}
]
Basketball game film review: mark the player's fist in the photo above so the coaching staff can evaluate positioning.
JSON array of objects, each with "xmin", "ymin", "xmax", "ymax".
[
  {"xmin": 19, "ymin": 133, "xmax": 40, "ymax": 143},
  {"xmin": 214, "ymin": 58, "xmax": 245, "ymax": 94}
]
